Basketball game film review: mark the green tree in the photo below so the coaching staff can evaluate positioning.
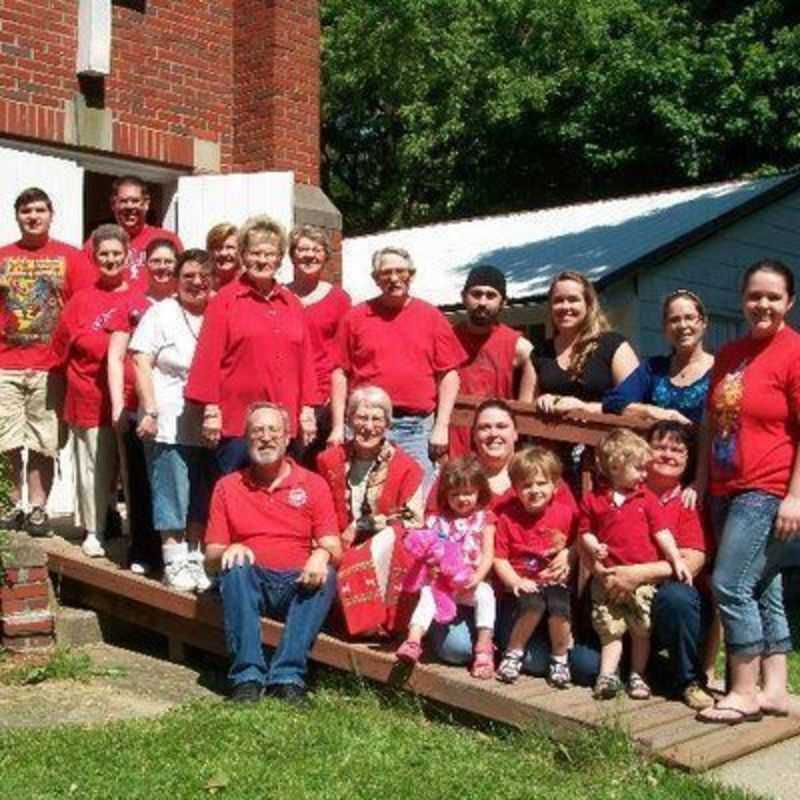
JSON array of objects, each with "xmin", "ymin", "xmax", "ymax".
[{"xmin": 321, "ymin": 0, "xmax": 800, "ymax": 234}]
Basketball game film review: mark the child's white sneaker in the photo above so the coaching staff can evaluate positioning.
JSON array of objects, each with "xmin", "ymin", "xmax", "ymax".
[
  {"xmin": 187, "ymin": 551, "xmax": 212, "ymax": 593},
  {"xmin": 81, "ymin": 533, "xmax": 106, "ymax": 558}
]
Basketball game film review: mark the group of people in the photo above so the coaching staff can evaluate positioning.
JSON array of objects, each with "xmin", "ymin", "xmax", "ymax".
[{"xmin": 1, "ymin": 178, "xmax": 798, "ymax": 722}]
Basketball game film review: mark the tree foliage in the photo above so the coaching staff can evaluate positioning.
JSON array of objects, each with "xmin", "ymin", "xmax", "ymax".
[{"xmin": 321, "ymin": 0, "xmax": 800, "ymax": 234}]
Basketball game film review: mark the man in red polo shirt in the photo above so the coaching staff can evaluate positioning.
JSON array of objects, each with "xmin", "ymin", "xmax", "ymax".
[
  {"xmin": 205, "ymin": 402, "xmax": 341, "ymax": 704},
  {"xmin": 330, "ymin": 246, "xmax": 466, "ymax": 486},
  {"xmin": 84, "ymin": 175, "xmax": 182, "ymax": 290},
  {"xmin": 0, "ymin": 187, "xmax": 94, "ymax": 534},
  {"xmin": 450, "ymin": 264, "xmax": 535, "ymax": 458}
]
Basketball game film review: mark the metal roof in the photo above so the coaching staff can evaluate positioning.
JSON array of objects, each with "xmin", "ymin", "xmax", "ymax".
[{"xmin": 342, "ymin": 173, "xmax": 800, "ymax": 307}]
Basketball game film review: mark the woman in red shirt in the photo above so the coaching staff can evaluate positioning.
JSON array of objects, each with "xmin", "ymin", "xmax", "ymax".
[
  {"xmin": 697, "ymin": 259, "xmax": 800, "ymax": 724},
  {"xmin": 51, "ymin": 225, "xmax": 132, "ymax": 558}
]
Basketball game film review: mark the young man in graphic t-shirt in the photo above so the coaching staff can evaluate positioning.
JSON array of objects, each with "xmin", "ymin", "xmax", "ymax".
[
  {"xmin": 83, "ymin": 175, "xmax": 182, "ymax": 290},
  {"xmin": 0, "ymin": 187, "xmax": 95, "ymax": 534}
]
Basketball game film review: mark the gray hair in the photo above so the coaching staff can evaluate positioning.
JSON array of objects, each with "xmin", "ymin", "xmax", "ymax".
[
  {"xmin": 244, "ymin": 402, "xmax": 290, "ymax": 435},
  {"xmin": 346, "ymin": 385, "xmax": 393, "ymax": 427},
  {"xmin": 91, "ymin": 223, "xmax": 129, "ymax": 254},
  {"xmin": 371, "ymin": 246, "xmax": 414, "ymax": 275},
  {"xmin": 238, "ymin": 215, "xmax": 288, "ymax": 256}
]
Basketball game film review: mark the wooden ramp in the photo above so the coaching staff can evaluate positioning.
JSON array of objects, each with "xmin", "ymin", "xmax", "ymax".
[{"xmin": 41, "ymin": 536, "xmax": 800, "ymax": 773}]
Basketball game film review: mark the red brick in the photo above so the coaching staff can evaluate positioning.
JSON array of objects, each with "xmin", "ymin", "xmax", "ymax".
[
  {"xmin": 4, "ymin": 567, "xmax": 48, "ymax": 584},
  {"xmin": 0, "ymin": 583, "xmax": 49, "ymax": 602},
  {"xmin": 1, "ymin": 614, "xmax": 54, "ymax": 637}
]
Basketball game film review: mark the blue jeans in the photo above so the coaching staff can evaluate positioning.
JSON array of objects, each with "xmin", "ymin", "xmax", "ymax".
[
  {"xmin": 388, "ymin": 413, "xmax": 435, "ymax": 490},
  {"xmin": 428, "ymin": 600, "xmax": 601, "ymax": 687},
  {"xmin": 710, "ymin": 492, "xmax": 792, "ymax": 658},
  {"xmin": 146, "ymin": 442, "xmax": 214, "ymax": 531},
  {"xmin": 219, "ymin": 563, "xmax": 336, "ymax": 688},
  {"xmin": 651, "ymin": 581, "xmax": 712, "ymax": 692}
]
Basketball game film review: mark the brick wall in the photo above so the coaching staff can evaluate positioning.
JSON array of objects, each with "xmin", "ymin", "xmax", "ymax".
[
  {"xmin": 0, "ymin": 534, "xmax": 54, "ymax": 652},
  {"xmin": 0, "ymin": 0, "xmax": 321, "ymax": 182},
  {"xmin": 232, "ymin": 0, "xmax": 320, "ymax": 183}
]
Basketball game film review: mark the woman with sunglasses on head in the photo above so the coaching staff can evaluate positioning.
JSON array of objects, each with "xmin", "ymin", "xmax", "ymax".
[{"xmin": 603, "ymin": 290, "xmax": 714, "ymax": 426}]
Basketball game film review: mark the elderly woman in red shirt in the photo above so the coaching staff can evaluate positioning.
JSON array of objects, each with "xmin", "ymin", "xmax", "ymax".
[{"xmin": 185, "ymin": 215, "xmax": 318, "ymax": 475}]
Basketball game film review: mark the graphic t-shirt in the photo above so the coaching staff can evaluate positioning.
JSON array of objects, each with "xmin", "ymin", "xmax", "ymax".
[
  {"xmin": 0, "ymin": 239, "xmax": 95, "ymax": 370},
  {"xmin": 708, "ymin": 326, "xmax": 800, "ymax": 497}
]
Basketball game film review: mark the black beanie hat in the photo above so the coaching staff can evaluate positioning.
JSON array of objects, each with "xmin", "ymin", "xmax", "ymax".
[{"xmin": 463, "ymin": 264, "xmax": 507, "ymax": 298}]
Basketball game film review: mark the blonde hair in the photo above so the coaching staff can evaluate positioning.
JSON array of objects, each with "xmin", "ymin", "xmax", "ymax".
[
  {"xmin": 238, "ymin": 215, "xmax": 287, "ymax": 256},
  {"xmin": 509, "ymin": 446, "xmax": 563, "ymax": 486},
  {"xmin": 289, "ymin": 224, "xmax": 331, "ymax": 259},
  {"xmin": 595, "ymin": 428, "xmax": 651, "ymax": 481},
  {"xmin": 206, "ymin": 222, "xmax": 238, "ymax": 252},
  {"xmin": 346, "ymin": 385, "xmax": 393, "ymax": 427},
  {"xmin": 548, "ymin": 271, "xmax": 610, "ymax": 377}
]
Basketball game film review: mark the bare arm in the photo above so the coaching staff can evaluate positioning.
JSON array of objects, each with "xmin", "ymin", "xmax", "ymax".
[
  {"xmin": 429, "ymin": 368, "xmax": 460, "ymax": 452},
  {"xmin": 654, "ymin": 528, "xmax": 692, "ymax": 584},
  {"xmin": 131, "ymin": 352, "xmax": 158, "ymax": 439},
  {"xmin": 515, "ymin": 336, "xmax": 536, "ymax": 403},
  {"xmin": 328, "ymin": 367, "xmax": 348, "ymax": 444},
  {"xmin": 467, "ymin": 522, "xmax": 495, "ymax": 587},
  {"xmin": 610, "ymin": 341, "xmax": 639, "ymax": 385},
  {"xmin": 108, "ymin": 330, "xmax": 130, "ymax": 428}
]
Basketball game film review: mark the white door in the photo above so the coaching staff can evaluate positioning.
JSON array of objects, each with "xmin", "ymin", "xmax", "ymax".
[
  {"xmin": 171, "ymin": 171, "xmax": 296, "ymax": 280},
  {"xmin": 0, "ymin": 145, "xmax": 84, "ymax": 246}
]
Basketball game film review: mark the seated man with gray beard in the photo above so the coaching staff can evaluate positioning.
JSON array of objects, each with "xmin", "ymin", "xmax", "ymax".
[{"xmin": 204, "ymin": 402, "xmax": 342, "ymax": 703}]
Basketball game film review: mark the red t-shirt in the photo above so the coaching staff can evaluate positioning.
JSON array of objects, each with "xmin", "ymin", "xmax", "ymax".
[
  {"xmin": 50, "ymin": 285, "xmax": 130, "ymax": 427},
  {"xmin": 303, "ymin": 285, "xmax": 351, "ymax": 403},
  {"xmin": 204, "ymin": 460, "xmax": 340, "ymax": 571},
  {"xmin": 84, "ymin": 225, "xmax": 182, "ymax": 291},
  {"xmin": 105, "ymin": 289, "xmax": 153, "ymax": 411},
  {"xmin": 578, "ymin": 484, "xmax": 669, "ymax": 567},
  {"xmin": 0, "ymin": 238, "xmax": 95, "ymax": 371},
  {"xmin": 184, "ymin": 278, "xmax": 317, "ymax": 437},
  {"xmin": 335, "ymin": 297, "xmax": 467, "ymax": 414},
  {"xmin": 707, "ymin": 326, "xmax": 800, "ymax": 498},
  {"xmin": 449, "ymin": 322, "xmax": 521, "ymax": 458},
  {"xmin": 495, "ymin": 497, "xmax": 576, "ymax": 581}
]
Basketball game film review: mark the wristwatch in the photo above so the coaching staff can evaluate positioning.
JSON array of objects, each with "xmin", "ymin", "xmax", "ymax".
[{"xmin": 143, "ymin": 410, "xmax": 159, "ymax": 419}]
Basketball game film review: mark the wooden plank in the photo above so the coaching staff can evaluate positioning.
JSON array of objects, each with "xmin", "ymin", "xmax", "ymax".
[{"xmin": 658, "ymin": 714, "xmax": 800, "ymax": 772}]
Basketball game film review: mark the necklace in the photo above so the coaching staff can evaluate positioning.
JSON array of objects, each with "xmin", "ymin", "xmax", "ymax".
[{"xmin": 180, "ymin": 304, "xmax": 202, "ymax": 341}]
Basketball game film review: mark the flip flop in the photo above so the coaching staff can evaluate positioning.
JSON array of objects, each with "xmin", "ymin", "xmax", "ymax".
[
  {"xmin": 760, "ymin": 707, "xmax": 790, "ymax": 718},
  {"xmin": 696, "ymin": 706, "xmax": 764, "ymax": 726}
]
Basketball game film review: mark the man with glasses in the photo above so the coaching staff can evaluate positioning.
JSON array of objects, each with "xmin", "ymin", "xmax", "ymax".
[
  {"xmin": 329, "ymin": 246, "xmax": 466, "ymax": 486},
  {"xmin": 85, "ymin": 175, "xmax": 182, "ymax": 289}
]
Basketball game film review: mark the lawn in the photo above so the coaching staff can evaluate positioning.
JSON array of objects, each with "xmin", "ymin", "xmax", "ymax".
[{"xmin": 1, "ymin": 670, "xmax": 749, "ymax": 800}]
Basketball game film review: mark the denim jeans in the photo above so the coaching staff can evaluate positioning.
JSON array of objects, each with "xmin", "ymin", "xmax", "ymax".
[
  {"xmin": 651, "ymin": 581, "xmax": 712, "ymax": 693},
  {"xmin": 388, "ymin": 413, "xmax": 435, "ymax": 491},
  {"xmin": 710, "ymin": 492, "xmax": 792, "ymax": 657},
  {"xmin": 219, "ymin": 563, "xmax": 337, "ymax": 688},
  {"xmin": 428, "ymin": 598, "xmax": 601, "ymax": 687}
]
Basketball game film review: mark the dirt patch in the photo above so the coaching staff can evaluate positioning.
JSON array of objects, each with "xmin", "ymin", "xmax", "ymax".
[{"xmin": 0, "ymin": 643, "xmax": 222, "ymax": 729}]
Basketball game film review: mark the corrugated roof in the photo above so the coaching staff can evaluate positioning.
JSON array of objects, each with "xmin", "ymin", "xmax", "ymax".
[{"xmin": 342, "ymin": 173, "xmax": 799, "ymax": 307}]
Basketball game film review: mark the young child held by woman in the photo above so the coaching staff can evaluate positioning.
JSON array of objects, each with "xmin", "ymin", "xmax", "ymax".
[
  {"xmin": 493, "ymin": 447, "xmax": 576, "ymax": 687},
  {"xmin": 580, "ymin": 428, "xmax": 692, "ymax": 700},
  {"xmin": 396, "ymin": 456, "xmax": 497, "ymax": 679}
]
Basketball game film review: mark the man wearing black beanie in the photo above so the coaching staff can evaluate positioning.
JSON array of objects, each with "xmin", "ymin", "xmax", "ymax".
[{"xmin": 449, "ymin": 264, "xmax": 535, "ymax": 458}]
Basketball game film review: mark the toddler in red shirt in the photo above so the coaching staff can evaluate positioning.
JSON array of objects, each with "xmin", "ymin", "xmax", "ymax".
[
  {"xmin": 494, "ymin": 447, "xmax": 575, "ymax": 687},
  {"xmin": 580, "ymin": 429, "xmax": 691, "ymax": 701}
]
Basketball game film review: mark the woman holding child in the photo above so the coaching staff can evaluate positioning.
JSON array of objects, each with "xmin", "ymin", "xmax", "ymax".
[
  {"xmin": 316, "ymin": 385, "xmax": 424, "ymax": 637},
  {"xmin": 696, "ymin": 259, "xmax": 800, "ymax": 725}
]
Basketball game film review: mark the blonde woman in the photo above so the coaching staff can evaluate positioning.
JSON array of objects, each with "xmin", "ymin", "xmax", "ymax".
[
  {"xmin": 206, "ymin": 222, "xmax": 240, "ymax": 289},
  {"xmin": 532, "ymin": 271, "xmax": 638, "ymax": 415}
]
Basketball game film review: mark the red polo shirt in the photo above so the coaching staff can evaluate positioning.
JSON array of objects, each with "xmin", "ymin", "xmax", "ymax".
[
  {"xmin": 0, "ymin": 238, "xmax": 95, "ymax": 371},
  {"xmin": 335, "ymin": 297, "xmax": 466, "ymax": 414},
  {"xmin": 84, "ymin": 225, "xmax": 182, "ymax": 290},
  {"xmin": 184, "ymin": 278, "xmax": 317, "ymax": 437},
  {"xmin": 495, "ymin": 497, "xmax": 576, "ymax": 581},
  {"xmin": 578, "ymin": 484, "xmax": 669, "ymax": 567},
  {"xmin": 205, "ymin": 460, "xmax": 340, "ymax": 571}
]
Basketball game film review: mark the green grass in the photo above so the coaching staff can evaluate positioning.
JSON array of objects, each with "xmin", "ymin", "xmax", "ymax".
[
  {"xmin": 0, "ymin": 647, "xmax": 127, "ymax": 687},
  {"xmin": 0, "ymin": 671, "xmax": 747, "ymax": 800}
]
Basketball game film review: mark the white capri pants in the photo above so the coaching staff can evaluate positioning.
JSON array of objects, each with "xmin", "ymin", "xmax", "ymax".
[
  {"xmin": 71, "ymin": 425, "xmax": 117, "ymax": 536},
  {"xmin": 410, "ymin": 580, "xmax": 496, "ymax": 633}
]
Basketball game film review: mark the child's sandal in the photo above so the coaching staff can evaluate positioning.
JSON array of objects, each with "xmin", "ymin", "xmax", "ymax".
[
  {"xmin": 626, "ymin": 672, "xmax": 651, "ymax": 700},
  {"xmin": 470, "ymin": 643, "xmax": 495, "ymax": 680},
  {"xmin": 396, "ymin": 639, "xmax": 422, "ymax": 664},
  {"xmin": 496, "ymin": 649, "xmax": 524, "ymax": 684}
]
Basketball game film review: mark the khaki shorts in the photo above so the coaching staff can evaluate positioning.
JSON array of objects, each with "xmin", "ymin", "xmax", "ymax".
[
  {"xmin": 0, "ymin": 369, "xmax": 65, "ymax": 457},
  {"xmin": 591, "ymin": 578, "xmax": 656, "ymax": 645}
]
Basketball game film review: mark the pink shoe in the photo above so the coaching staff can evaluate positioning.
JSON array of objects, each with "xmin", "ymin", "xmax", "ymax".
[{"xmin": 396, "ymin": 639, "xmax": 423, "ymax": 664}]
